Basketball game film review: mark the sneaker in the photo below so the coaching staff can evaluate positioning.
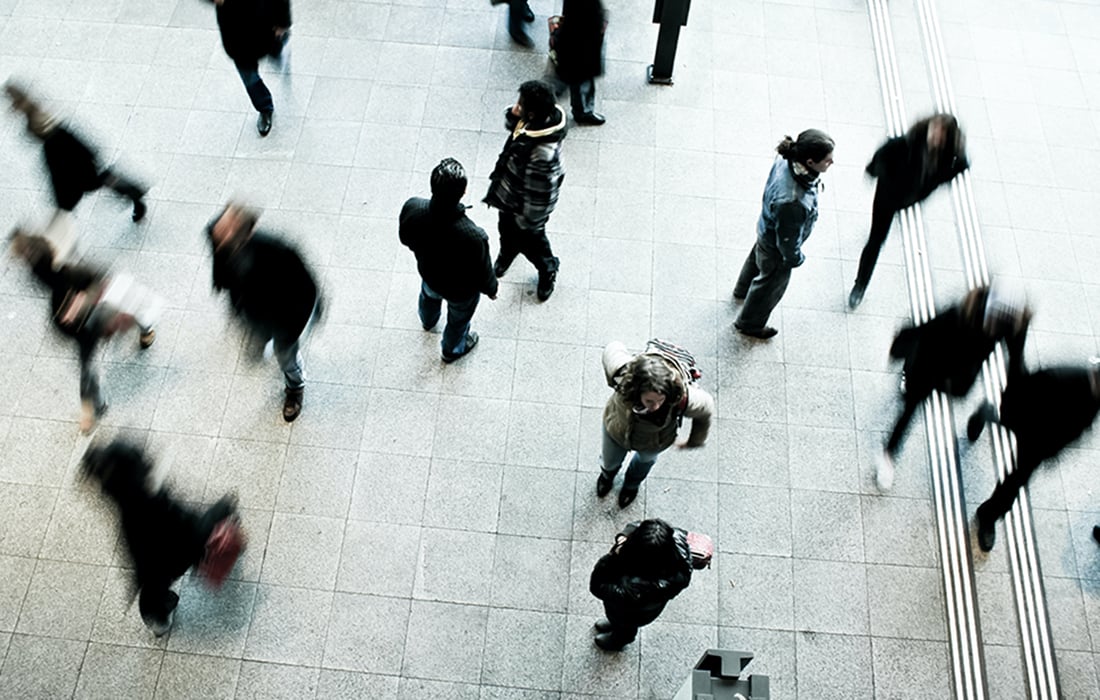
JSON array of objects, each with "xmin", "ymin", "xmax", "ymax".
[
  {"xmin": 283, "ymin": 386, "xmax": 303, "ymax": 422},
  {"xmin": 442, "ymin": 332, "xmax": 479, "ymax": 363},
  {"xmin": 257, "ymin": 110, "xmax": 273, "ymax": 137},
  {"xmin": 139, "ymin": 329, "xmax": 156, "ymax": 349},
  {"xmin": 848, "ymin": 283, "xmax": 865, "ymax": 309},
  {"xmin": 875, "ymin": 450, "xmax": 895, "ymax": 491},
  {"xmin": 536, "ymin": 271, "xmax": 557, "ymax": 302}
]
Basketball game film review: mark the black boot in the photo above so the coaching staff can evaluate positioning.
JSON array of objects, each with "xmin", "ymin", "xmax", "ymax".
[{"xmin": 537, "ymin": 270, "xmax": 557, "ymax": 302}]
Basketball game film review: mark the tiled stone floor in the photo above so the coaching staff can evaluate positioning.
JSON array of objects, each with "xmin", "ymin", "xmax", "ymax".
[{"xmin": 0, "ymin": 0, "xmax": 1097, "ymax": 697}]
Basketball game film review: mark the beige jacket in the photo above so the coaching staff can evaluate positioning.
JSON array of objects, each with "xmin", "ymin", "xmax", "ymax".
[{"xmin": 602, "ymin": 341, "xmax": 714, "ymax": 452}]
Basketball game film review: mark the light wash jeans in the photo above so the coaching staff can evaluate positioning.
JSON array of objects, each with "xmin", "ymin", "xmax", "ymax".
[{"xmin": 601, "ymin": 426, "xmax": 662, "ymax": 489}]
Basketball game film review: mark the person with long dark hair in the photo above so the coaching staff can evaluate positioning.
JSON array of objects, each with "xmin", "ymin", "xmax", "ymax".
[
  {"xmin": 589, "ymin": 518, "xmax": 694, "ymax": 651},
  {"xmin": 849, "ymin": 114, "xmax": 968, "ymax": 309},
  {"xmin": 733, "ymin": 129, "xmax": 835, "ymax": 339}
]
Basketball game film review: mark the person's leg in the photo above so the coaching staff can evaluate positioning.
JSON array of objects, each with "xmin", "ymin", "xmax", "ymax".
[
  {"xmin": 600, "ymin": 427, "xmax": 630, "ymax": 478},
  {"xmin": 735, "ymin": 243, "xmax": 792, "ymax": 334},
  {"xmin": 99, "ymin": 168, "xmax": 148, "ymax": 222},
  {"xmin": 975, "ymin": 452, "xmax": 1039, "ymax": 552},
  {"xmin": 507, "ymin": 0, "xmax": 534, "ymax": 46},
  {"xmin": 571, "ymin": 79, "xmax": 602, "ymax": 123},
  {"xmin": 273, "ymin": 335, "xmax": 304, "ymax": 422},
  {"xmin": 78, "ymin": 349, "xmax": 107, "ymax": 433},
  {"xmin": 441, "ymin": 293, "xmax": 480, "ymax": 358},
  {"xmin": 516, "ymin": 219, "xmax": 559, "ymax": 301},
  {"xmin": 732, "ymin": 244, "xmax": 759, "ymax": 300},
  {"xmin": 618, "ymin": 448, "xmax": 661, "ymax": 507},
  {"xmin": 232, "ymin": 59, "xmax": 274, "ymax": 113},
  {"xmin": 967, "ymin": 401, "xmax": 998, "ymax": 442},
  {"xmin": 850, "ymin": 186, "xmax": 897, "ymax": 307},
  {"xmin": 418, "ymin": 281, "xmax": 443, "ymax": 331},
  {"xmin": 596, "ymin": 605, "xmax": 639, "ymax": 651},
  {"xmin": 495, "ymin": 211, "xmax": 522, "ymax": 277},
  {"xmin": 885, "ymin": 396, "xmax": 921, "ymax": 457},
  {"xmin": 139, "ymin": 584, "xmax": 180, "ymax": 637}
]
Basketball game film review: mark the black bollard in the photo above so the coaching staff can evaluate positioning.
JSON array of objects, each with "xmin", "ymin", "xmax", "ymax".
[{"xmin": 648, "ymin": 0, "xmax": 691, "ymax": 85}]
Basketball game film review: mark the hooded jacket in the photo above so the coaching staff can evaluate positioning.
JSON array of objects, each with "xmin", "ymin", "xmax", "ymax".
[
  {"xmin": 756, "ymin": 158, "xmax": 820, "ymax": 268},
  {"xmin": 601, "ymin": 341, "xmax": 714, "ymax": 452},
  {"xmin": 484, "ymin": 106, "xmax": 567, "ymax": 228},
  {"xmin": 212, "ymin": 0, "xmax": 291, "ymax": 62},
  {"xmin": 399, "ymin": 198, "xmax": 498, "ymax": 301}
]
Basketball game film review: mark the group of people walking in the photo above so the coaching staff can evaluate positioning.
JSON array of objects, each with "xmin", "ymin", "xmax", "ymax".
[{"xmin": 3, "ymin": 0, "xmax": 1095, "ymax": 672}]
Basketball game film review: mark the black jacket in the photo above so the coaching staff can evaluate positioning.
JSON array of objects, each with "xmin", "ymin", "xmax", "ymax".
[
  {"xmin": 399, "ymin": 198, "xmax": 498, "ymax": 301},
  {"xmin": 999, "ymin": 367, "xmax": 1100, "ymax": 463},
  {"xmin": 866, "ymin": 133, "xmax": 969, "ymax": 211},
  {"xmin": 589, "ymin": 531, "xmax": 693, "ymax": 626},
  {"xmin": 890, "ymin": 304, "xmax": 1026, "ymax": 402},
  {"xmin": 213, "ymin": 0, "xmax": 291, "ymax": 62},
  {"xmin": 43, "ymin": 127, "xmax": 103, "ymax": 211},
  {"xmin": 208, "ymin": 229, "xmax": 318, "ymax": 342},
  {"xmin": 28, "ymin": 257, "xmax": 108, "ymax": 367},
  {"xmin": 554, "ymin": 0, "xmax": 606, "ymax": 83}
]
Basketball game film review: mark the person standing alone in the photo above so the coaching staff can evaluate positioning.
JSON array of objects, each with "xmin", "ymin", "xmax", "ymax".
[
  {"xmin": 400, "ymin": 158, "xmax": 498, "ymax": 363},
  {"xmin": 551, "ymin": 0, "xmax": 608, "ymax": 125},
  {"xmin": 209, "ymin": 0, "xmax": 291, "ymax": 137}
]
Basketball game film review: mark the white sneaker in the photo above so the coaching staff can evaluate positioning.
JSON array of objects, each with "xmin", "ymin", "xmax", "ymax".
[{"xmin": 875, "ymin": 450, "xmax": 895, "ymax": 491}]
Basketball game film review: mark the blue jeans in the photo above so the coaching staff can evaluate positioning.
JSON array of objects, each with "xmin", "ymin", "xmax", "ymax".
[
  {"xmin": 601, "ymin": 426, "xmax": 662, "ymax": 490},
  {"xmin": 233, "ymin": 60, "xmax": 274, "ymax": 113},
  {"xmin": 418, "ymin": 282, "xmax": 479, "ymax": 358}
]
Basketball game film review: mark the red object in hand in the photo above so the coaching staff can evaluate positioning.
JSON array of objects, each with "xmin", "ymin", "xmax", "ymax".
[{"xmin": 198, "ymin": 517, "xmax": 247, "ymax": 588}]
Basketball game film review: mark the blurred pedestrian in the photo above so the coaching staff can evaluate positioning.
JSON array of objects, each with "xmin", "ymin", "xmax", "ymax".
[
  {"xmin": 878, "ymin": 284, "xmax": 1030, "ymax": 490},
  {"xmin": 484, "ymin": 80, "xmax": 566, "ymax": 302},
  {"xmin": 599, "ymin": 340, "xmax": 713, "ymax": 508},
  {"xmin": 206, "ymin": 203, "xmax": 320, "ymax": 422},
  {"xmin": 4, "ymin": 82, "xmax": 147, "ymax": 265},
  {"xmin": 493, "ymin": 0, "xmax": 536, "ymax": 47},
  {"xmin": 968, "ymin": 358, "xmax": 1100, "ymax": 551},
  {"xmin": 589, "ymin": 518, "xmax": 693, "ymax": 651},
  {"xmin": 208, "ymin": 0, "xmax": 291, "ymax": 136},
  {"xmin": 733, "ymin": 129, "xmax": 834, "ymax": 339},
  {"xmin": 10, "ymin": 230, "xmax": 162, "ymax": 433},
  {"xmin": 82, "ymin": 440, "xmax": 244, "ymax": 636},
  {"xmin": 549, "ymin": 0, "xmax": 607, "ymax": 125},
  {"xmin": 400, "ymin": 158, "xmax": 498, "ymax": 363},
  {"xmin": 849, "ymin": 114, "xmax": 969, "ymax": 308}
]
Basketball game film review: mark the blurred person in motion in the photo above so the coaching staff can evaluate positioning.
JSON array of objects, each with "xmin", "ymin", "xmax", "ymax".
[
  {"xmin": 208, "ymin": 0, "xmax": 291, "ymax": 136},
  {"xmin": 733, "ymin": 129, "xmax": 834, "ymax": 339},
  {"xmin": 878, "ymin": 283, "xmax": 1030, "ymax": 491},
  {"xmin": 493, "ymin": 0, "xmax": 537, "ymax": 47},
  {"xmin": 82, "ymin": 439, "xmax": 244, "ymax": 636},
  {"xmin": 589, "ymin": 518, "xmax": 693, "ymax": 651},
  {"xmin": 548, "ymin": 0, "xmax": 607, "ymax": 125},
  {"xmin": 599, "ymin": 340, "xmax": 713, "ymax": 508},
  {"xmin": 400, "ymin": 158, "xmax": 498, "ymax": 363},
  {"xmin": 849, "ymin": 114, "xmax": 969, "ymax": 309},
  {"xmin": 967, "ymin": 357, "xmax": 1100, "ymax": 552},
  {"xmin": 4, "ymin": 81, "xmax": 148, "ymax": 266},
  {"xmin": 9, "ymin": 230, "xmax": 162, "ymax": 433},
  {"xmin": 484, "ymin": 80, "xmax": 566, "ymax": 302},
  {"xmin": 205, "ymin": 202, "xmax": 320, "ymax": 422}
]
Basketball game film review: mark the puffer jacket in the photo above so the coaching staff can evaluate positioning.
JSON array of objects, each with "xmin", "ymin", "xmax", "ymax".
[
  {"xmin": 602, "ymin": 341, "xmax": 714, "ymax": 452},
  {"xmin": 756, "ymin": 158, "xmax": 820, "ymax": 268},
  {"xmin": 589, "ymin": 527, "xmax": 693, "ymax": 625},
  {"xmin": 483, "ymin": 106, "xmax": 567, "ymax": 228}
]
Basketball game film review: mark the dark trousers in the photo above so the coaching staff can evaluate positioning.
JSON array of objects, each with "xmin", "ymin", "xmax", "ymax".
[
  {"xmin": 418, "ymin": 282, "xmax": 480, "ymax": 358},
  {"xmin": 497, "ymin": 211, "xmax": 559, "ymax": 278},
  {"xmin": 886, "ymin": 394, "xmax": 923, "ymax": 456},
  {"xmin": 974, "ymin": 419, "xmax": 1043, "ymax": 527},
  {"xmin": 569, "ymin": 79, "xmax": 597, "ymax": 116},
  {"xmin": 234, "ymin": 59, "xmax": 274, "ymax": 113},
  {"xmin": 508, "ymin": 0, "xmax": 531, "ymax": 33},
  {"xmin": 734, "ymin": 241, "xmax": 791, "ymax": 330},
  {"xmin": 98, "ymin": 169, "xmax": 146, "ymax": 206},
  {"xmin": 602, "ymin": 602, "xmax": 664, "ymax": 646},
  {"xmin": 855, "ymin": 186, "xmax": 901, "ymax": 289}
]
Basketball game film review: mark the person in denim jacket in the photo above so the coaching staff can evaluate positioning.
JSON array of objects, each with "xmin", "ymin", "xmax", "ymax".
[{"xmin": 733, "ymin": 129, "xmax": 834, "ymax": 339}]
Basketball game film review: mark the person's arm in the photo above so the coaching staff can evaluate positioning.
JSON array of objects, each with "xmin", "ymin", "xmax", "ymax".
[
  {"xmin": 589, "ymin": 554, "xmax": 629, "ymax": 602},
  {"xmin": 521, "ymin": 148, "xmax": 563, "ymax": 228},
  {"xmin": 774, "ymin": 201, "xmax": 808, "ymax": 268},
  {"xmin": 476, "ymin": 232, "xmax": 499, "ymax": 299},
  {"xmin": 681, "ymin": 386, "xmax": 715, "ymax": 447},
  {"xmin": 602, "ymin": 341, "xmax": 633, "ymax": 388},
  {"xmin": 398, "ymin": 199, "xmax": 419, "ymax": 251}
]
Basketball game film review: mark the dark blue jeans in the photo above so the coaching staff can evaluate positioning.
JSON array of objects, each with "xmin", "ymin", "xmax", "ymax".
[
  {"xmin": 418, "ymin": 282, "xmax": 480, "ymax": 358},
  {"xmin": 233, "ymin": 59, "xmax": 274, "ymax": 113}
]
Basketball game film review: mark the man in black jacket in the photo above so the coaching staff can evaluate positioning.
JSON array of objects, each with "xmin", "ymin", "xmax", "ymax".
[
  {"xmin": 400, "ymin": 159, "xmax": 498, "ymax": 363},
  {"xmin": 209, "ymin": 0, "xmax": 291, "ymax": 136},
  {"xmin": 968, "ymin": 359, "xmax": 1100, "ymax": 552},
  {"xmin": 206, "ymin": 204, "xmax": 319, "ymax": 421},
  {"xmin": 484, "ymin": 80, "xmax": 566, "ymax": 302}
]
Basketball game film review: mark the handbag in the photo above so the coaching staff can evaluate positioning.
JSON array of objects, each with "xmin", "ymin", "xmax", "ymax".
[
  {"xmin": 197, "ymin": 515, "xmax": 248, "ymax": 589},
  {"xmin": 548, "ymin": 15, "xmax": 562, "ymax": 65}
]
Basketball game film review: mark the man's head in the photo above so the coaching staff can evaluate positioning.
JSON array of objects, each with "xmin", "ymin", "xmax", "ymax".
[
  {"xmin": 210, "ymin": 203, "xmax": 258, "ymax": 254},
  {"xmin": 3, "ymin": 81, "xmax": 54, "ymax": 138},
  {"xmin": 430, "ymin": 158, "xmax": 467, "ymax": 206},
  {"xmin": 516, "ymin": 80, "xmax": 557, "ymax": 124}
]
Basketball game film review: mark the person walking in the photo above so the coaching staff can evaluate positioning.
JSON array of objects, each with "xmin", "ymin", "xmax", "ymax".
[
  {"xmin": 205, "ymin": 203, "xmax": 320, "ymax": 422},
  {"xmin": 4, "ymin": 82, "xmax": 148, "ymax": 265},
  {"xmin": 494, "ymin": 0, "xmax": 536, "ymax": 47},
  {"xmin": 967, "ymin": 358, "xmax": 1100, "ymax": 552},
  {"xmin": 878, "ymin": 284, "xmax": 1030, "ymax": 491},
  {"xmin": 849, "ymin": 114, "xmax": 969, "ymax": 309},
  {"xmin": 589, "ymin": 518, "xmax": 694, "ymax": 651},
  {"xmin": 208, "ymin": 0, "xmax": 291, "ymax": 137},
  {"xmin": 733, "ymin": 129, "xmax": 835, "ymax": 339},
  {"xmin": 484, "ymin": 80, "xmax": 566, "ymax": 302},
  {"xmin": 550, "ymin": 0, "xmax": 607, "ymax": 125},
  {"xmin": 599, "ymin": 340, "xmax": 714, "ymax": 508},
  {"xmin": 400, "ymin": 158, "xmax": 498, "ymax": 363}
]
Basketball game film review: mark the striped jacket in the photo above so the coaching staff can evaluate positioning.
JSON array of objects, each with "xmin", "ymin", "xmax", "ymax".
[{"xmin": 483, "ymin": 106, "xmax": 567, "ymax": 228}]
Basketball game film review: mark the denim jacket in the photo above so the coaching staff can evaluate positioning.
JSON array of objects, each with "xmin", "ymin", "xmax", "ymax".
[{"xmin": 756, "ymin": 158, "xmax": 820, "ymax": 268}]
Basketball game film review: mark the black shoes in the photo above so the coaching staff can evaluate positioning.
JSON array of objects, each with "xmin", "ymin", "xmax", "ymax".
[
  {"xmin": 594, "ymin": 618, "xmax": 613, "ymax": 633},
  {"xmin": 594, "ymin": 632, "xmax": 629, "ymax": 652},
  {"xmin": 574, "ymin": 112, "xmax": 606, "ymax": 126},
  {"xmin": 283, "ymin": 386, "xmax": 303, "ymax": 422},
  {"xmin": 848, "ymin": 283, "xmax": 866, "ymax": 309},
  {"xmin": 1093, "ymin": 525, "xmax": 1100, "ymax": 545},
  {"xmin": 736, "ymin": 324, "xmax": 778, "ymax": 339},
  {"xmin": 596, "ymin": 472, "xmax": 613, "ymax": 498},
  {"xmin": 442, "ymin": 332, "xmax": 479, "ymax": 363},
  {"xmin": 509, "ymin": 28, "xmax": 534, "ymax": 48},
  {"xmin": 537, "ymin": 270, "xmax": 557, "ymax": 302},
  {"xmin": 976, "ymin": 505, "xmax": 996, "ymax": 552},
  {"xmin": 493, "ymin": 256, "xmax": 511, "ymax": 279},
  {"xmin": 618, "ymin": 486, "xmax": 638, "ymax": 508},
  {"xmin": 257, "ymin": 110, "xmax": 273, "ymax": 137},
  {"xmin": 132, "ymin": 199, "xmax": 147, "ymax": 222}
]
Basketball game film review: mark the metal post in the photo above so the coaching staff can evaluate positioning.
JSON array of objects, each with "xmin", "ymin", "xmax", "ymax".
[{"xmin": 648, "ymin": 0, "xmax": 691, "ymax": 85}]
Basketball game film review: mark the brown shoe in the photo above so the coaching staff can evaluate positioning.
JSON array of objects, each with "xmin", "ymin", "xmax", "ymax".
[
  {"xmin": 283, "ymin": 387, "xmax": 303, "ymax": 422},
  {"xmin": 139, "ymin": 329, "xmax": 156, "ymax": 349}
]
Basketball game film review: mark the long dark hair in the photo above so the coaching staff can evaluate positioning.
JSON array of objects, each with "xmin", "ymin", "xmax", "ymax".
[
  {"xmin": 615, "ymin": 519, "xmax": 686, "ymax": 576},
  {"xmin": 776, "ymin": 129, "xmax": 834, "ymax": 166}
]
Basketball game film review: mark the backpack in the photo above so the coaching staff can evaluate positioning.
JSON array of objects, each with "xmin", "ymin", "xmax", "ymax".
[{"xmin": 645, "ymin": 337, "xmax": 702, "ymax": 385}]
